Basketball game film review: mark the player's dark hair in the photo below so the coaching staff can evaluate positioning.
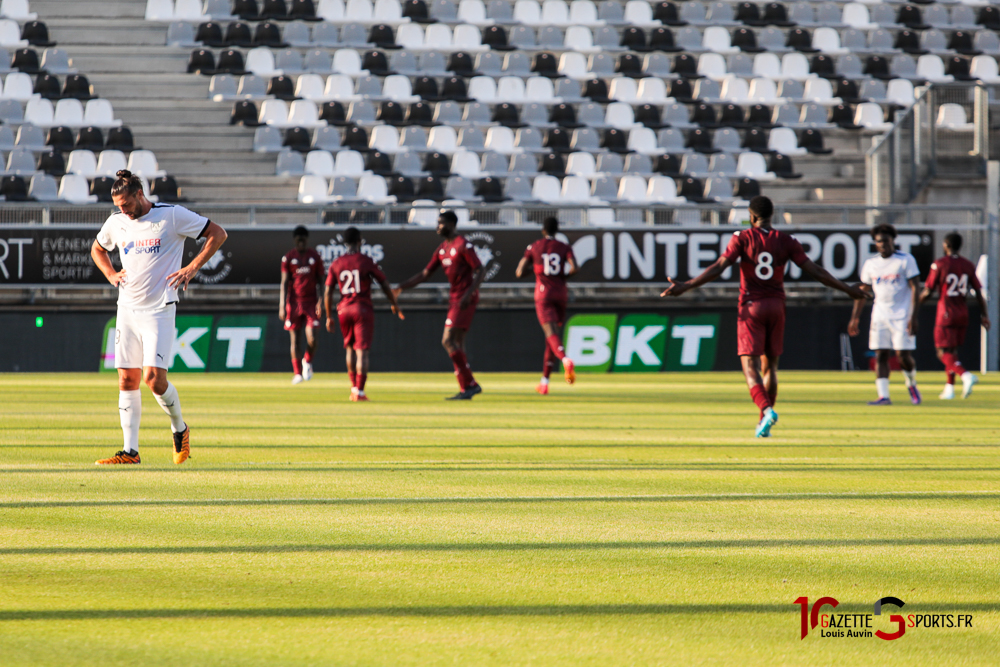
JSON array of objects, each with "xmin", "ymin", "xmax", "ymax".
[
  {"xmin": 944, "ymin": 232, "xmax": 963, "ymax": 252},
  {"xmin": 111, "ymin": 169, "xmax": 143, "ymax": 197},
  {"xmin": 542, "ymin": 217, "xmax": 559, "ymax": 235},
  {"xmin": 293, "ymin": 225, "xmax": 309, "ymax": 238},
  {"xmin": 439, "ymin": 210, "xmax": 458, "ymax": 226},
  {"xmin": 871, "ymin": 223, "xmax": 897, "ymax": 240},
  {"xmin": 342, "ymin": 226, "xmax": 361, "ymax": 245},
  {"xmin": 747, "ymin": 195, "xmax": 773, "ymax": 220}
]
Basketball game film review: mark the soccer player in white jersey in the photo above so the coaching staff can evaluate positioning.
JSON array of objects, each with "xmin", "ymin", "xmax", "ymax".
[
  {"xmin": 90, "ymin": 170, "xmax": 228, "ymax": 464},
  {"xmin": 848, "ymin": 224, "xmax": 922, "ymax": 405}
]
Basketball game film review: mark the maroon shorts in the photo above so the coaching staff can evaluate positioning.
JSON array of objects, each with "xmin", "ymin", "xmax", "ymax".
[
  {"xmin": 337, "ymin": 302, "xmax": 374, "ymax": 350},
  {"xmin": 535, "ymin": 299, "xmax": 567, "ymax": 326},
  {"xmin": 737, "ymin": 297, "xmax": 786, "ymax": 357},
  {"xmin": 934, "ymin": 325, "xmax": 967, "ymax": 349},
  {"xmin": 284, "ymin": 300, "xmax": 321, "ymax": 331},
  {"xmin": 445, "ymin": 293, "xmax": 478, "ymax": 330}
]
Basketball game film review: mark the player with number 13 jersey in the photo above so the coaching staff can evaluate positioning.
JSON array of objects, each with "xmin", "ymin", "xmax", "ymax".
[
  {"xmin": 661, "ymin": 196, "xmax": 867, "ymax": 437},
  {"xmin": 516, "ymin": 217, "xmax": 577, "ymax": 394}
]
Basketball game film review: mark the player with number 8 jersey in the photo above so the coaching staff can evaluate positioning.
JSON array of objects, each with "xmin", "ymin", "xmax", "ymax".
[
  {"xmin": 516, "ymin": 217, "xmax": 577, "ymax": 394},
  {"xmin": 325, "ymin": 226, "xmax": 403, "ymax": 401},
  {"xmin": 661, "ymin": 197, "xmax": 868, "ymax": 437}
]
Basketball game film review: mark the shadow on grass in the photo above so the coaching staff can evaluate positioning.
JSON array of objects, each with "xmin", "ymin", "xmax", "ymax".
[
  {"xmin": 3, "ymin": 536, "xmax": 1000, "ymax": 556},
  {"xmin": 3, "ymin": 491, "xmax": 999, "ymax": 509},
  {"xmin": 2, "ymin": 602, "xmax": 998, "ymax": 621}
]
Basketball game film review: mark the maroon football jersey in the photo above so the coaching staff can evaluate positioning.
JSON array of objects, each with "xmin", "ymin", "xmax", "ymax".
[
  {"xmin": 425, "ymin": 235, "xmax": 482, "ymax": 300},
  {"xmin": 281, "ymin": 248, "xmax": 324, "ymax": 301},
  {"xmin": 524, "ymin": 237, "xmax": 576, "ymax": 303},
  {"xmin": 327, "ymin": 252, "xmax": 387, "ymax": 308},
  {"xmin": 925, "ymin": 254, "xmax": 981, "ymax": 327},
  {"xmin": 721, "ymin": 226, "xmax": 808, "ymax": 305}
]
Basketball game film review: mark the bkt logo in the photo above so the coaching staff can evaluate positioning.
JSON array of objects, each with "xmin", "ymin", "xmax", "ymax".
[
  {"xmin": 101, "ymin": 315, "xmax": 267, "ymax": 372},
  {"xmin": 563, "ymin": 313, "xmax": 719, "ymax": 373}
]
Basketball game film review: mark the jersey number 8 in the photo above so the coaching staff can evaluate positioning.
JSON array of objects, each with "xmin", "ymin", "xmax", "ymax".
[
  {"xmin": 541, "ymin": 252, "xmax": 562, "ymax": 276},
  {"xmin": 945, "ymin": 273, "xmax": 969, "ymax": 297},
  {"xmin": 340, "ymin": 269, "xmax": 361, "ymax": 295},
  {"xmin": 755, "ymin": 252, "xmax": 774, "ymax": 280}
]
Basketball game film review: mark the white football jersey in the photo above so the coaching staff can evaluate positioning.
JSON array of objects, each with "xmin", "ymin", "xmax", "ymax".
[
  {"xmin": 96, "ymin": 203, "xmax": 209, "ymax": 310},
  {"xmin": 860, "ymin": 251, "xmax": 920, "ymax": 322}
]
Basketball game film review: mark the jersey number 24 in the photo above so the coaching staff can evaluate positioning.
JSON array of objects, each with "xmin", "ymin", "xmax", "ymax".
[{"xmin": 945, "ymin": 273, "xmax": 969, "ymax": 297}]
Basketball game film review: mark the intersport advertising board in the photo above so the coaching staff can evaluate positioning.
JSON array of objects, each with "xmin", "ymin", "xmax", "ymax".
[{"xmin": 0, "ymin": 225, "xmax": 935, "ymax": 287}]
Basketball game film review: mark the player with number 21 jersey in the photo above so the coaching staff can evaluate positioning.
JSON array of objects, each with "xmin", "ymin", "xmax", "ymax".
[{"xmin": 661, "ymin": 196, "xmax": 867, "ymax": 437}]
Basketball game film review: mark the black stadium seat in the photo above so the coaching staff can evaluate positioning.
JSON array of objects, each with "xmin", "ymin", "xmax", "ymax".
[
  {"xmin": 367, "ymin": 150, "xmax": 394, "ymax": 175},
  {"xmin": 224, "ymin": 22, "xmax": 254, "ymax": 47},
  {"xmin": 46, "ymin": 126, "xmax": 74, "ymax": 151},
  {"xmin": 33, "ymin": 73, "xmax": 59, "ymax": 100},
  {"xmin": 377, "ymin": 100, "xmax": 405, "ymax": 125},
  {"xmin": 12, "ymin": 48, "xmax": 41, "ymax": 73},
  {"xmin": 62, "ymin": 74, "xmax": 95, "ymax": 100},
  {"xmin": 254, "ymin": 21, "xmax": 287, "ymax": 47},
  {"xmin": 196, "ymin": 21, "xmax": 225, "ymax": 47},
  {"xmin": 91, "ymin": 176, "xmax": 115, "ymax": 202},
  {"xmin": 230, "ymin": 100, "xmax": 260, "ymax": 125},
  {"xmin": 653, "ymin": 2, "xmax": 686, "ymax": 26},
  {"xmin": 216, "ymin": 49, "xmax": 248, "ymax": 74},
  {"xmin": 150, "ymin": 176, "xmax": 184, "ymax": 202},
  {"xmin": 261, "ymin": 0, "xmax": 289, "ymax": 20},
  {"xmin": 22, "ymin": 21, "xmax": 55, "ymax": 47},
  {"xmin": 283, "ymin": 127, "xmax": 312, "ymax": 152},
  {"xmin": 402, "ymin": 0, "xmax": 435, "ymax": 24},
  {"xmin": 37, "ymin": 149, "xmax": 65, "ymax": 177},
  {"xmin": 267, "ymin": 75, "xmax": 296, "ymax": 100},
  {"xmin": 289, "ymin": 0, "xmax": 319, "ymax": 20},
  {"xmin": 320, "ymin": 101, "xmax": 348, "ymax": 125},
  {"xmin": 76, "ymin": 126, "xmax": 105, "ymax": 151},
  {"xmin": 106, "ymin": 127, "xmax": 137, "ymax": 151},
  {"xmin": 0, "ymin": 175, "xmax": 30, "ymax": 201},
  {"xmin": 482, "ymin": 25, "xmax": 512, "ymax": 50},
  {"xmin": 187, "ymin": 49, "xmax": 216, "ymax": 74},
  {"xmin": 362, "ymin": 50, "xmax": 393, "ymax": 76},
  {"xmin": 233, "ymin": 0, "xmax": 260, "ymax": 20}
]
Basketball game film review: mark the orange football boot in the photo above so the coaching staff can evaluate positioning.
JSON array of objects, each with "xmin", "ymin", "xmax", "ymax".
[
  {"xmin": 173, "ymin": 425, "xmax": 190, "ymax": 464},
  {"xmin": 96, "ymin": 450, "xmax": 141, "ymax": 465},
  {"xmin": 563, "ymin": 358, "xmax": 576, "ymax": 384}
]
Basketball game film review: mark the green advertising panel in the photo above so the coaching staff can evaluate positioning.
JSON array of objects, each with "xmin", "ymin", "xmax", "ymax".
[
  {"xmin": 100, "ymin": 317, "xmax": 116, "ymax": 372},
  {"xmin": 563, "ymin": 313, "xmax": 618, "ymax": 374},
  {"xmin": 208, "ymin": 315, "xmax": 268, "ymax": 372},
  {"xmin": 612, "ymin": 314, "xmax": 669, "ymax": 373},
  {"xmin": 169, "ymin": 315, "xmax": 215, "ymax": 372},
  {"xmin": 663, "ymin": 313, "xmax": 721, "ymax": 372}
]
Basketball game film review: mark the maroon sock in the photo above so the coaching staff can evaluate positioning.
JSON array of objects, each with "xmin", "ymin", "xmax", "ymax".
[
  {"xmin": 455, "ymin": 350, "xmax": 476, "ymax": 388},
  {"xmin": 348, "ymin": 370, "xmax": 357, "ymax": 387},
  {"xmin": 946, "ymin": 371, "xmax": 956, "ymax": 385},
  {"xmin": 357, "ymin": 373, "xmax": 367, "ymax": 391},
  {"xmin": 545, "ymin": 334, "xmax": 567, "ymax": 361},
  {"xmin": 292, "ymin": 358, "xmax": 302, "ymax": 375},
  {"xmin": 542, "ymin": 346, "xmax": 555, "ymax": 379},
  {"xmin": 749, "ymin": 384, "xmax": 772, "ymax": 412},
  {"xmin": 449, "ymin": 351, "xmax": 468, "ymax": 391},
  {"xmin": 303, "ymin": 351, "xmax": 313, "ymax": 364}
]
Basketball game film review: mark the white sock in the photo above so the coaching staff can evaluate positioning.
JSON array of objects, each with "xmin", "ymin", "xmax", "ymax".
[
  {"xmin": 959, "ymin": 371, "xmax": 971, "ymax": 380},
  {"xmin": 876, "ymin": 378, "xmax": 890, "ymax": 399},
  {"xmin": 119, "ymin": 390, "xmax": 141, "ymax": 453},
  {"xmin": 540, "ymin": 376, "xmax": 550, "ymax": 385},
  {"xmin": 902, "ymin": 370, "xmax": 917, "ymax": 388},
  {"xmin": 153, "ymin": 382, "xmax": 186, "ymax": 433}
]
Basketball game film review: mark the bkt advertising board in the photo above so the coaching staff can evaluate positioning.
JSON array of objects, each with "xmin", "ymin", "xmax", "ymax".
[{"xmin": 0, "ymin": 225, "xmax": 935, "ymax": 287}]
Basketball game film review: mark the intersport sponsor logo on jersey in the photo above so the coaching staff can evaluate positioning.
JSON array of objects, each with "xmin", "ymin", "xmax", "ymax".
[
  {"xmin": 564, "ymin": 313, "xmax": 720, "ymax": 373},
  {"xmin": 123, "ymin": 238, "xmax": 161, "ymax": 255}
]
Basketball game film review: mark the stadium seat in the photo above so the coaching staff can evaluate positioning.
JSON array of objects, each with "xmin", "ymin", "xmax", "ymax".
[
  {"xmin": 936, "ymin": 103, "xmax": 974, "ymax": 131},
  {"xmin": 298, "ymin": 174, "xmax": 330, "ymax": 203},
  {"xmin": 58, "ymin": 173, "xmax": 97, "ymax": 203},
  {"xmin": 127, "ymin": 150, "xmax": 166, "ymax": 178},
  {"xmin": 96, "ymin": 150, "xmax": 127, "ymax": 177}
]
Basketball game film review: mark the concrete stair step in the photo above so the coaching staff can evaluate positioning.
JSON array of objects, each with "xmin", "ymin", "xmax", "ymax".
[
  {"xmin": 44, "ymin": 19, "xmax": 167, "ymax": 47},
  {"xmin": 33, "ymin": 0, "xmax": 147, "ymax": 19},
  {"xmin": 156, "ymin": 151, "xmax": 277, "ymax": 176},
  {"xmin": 175, "ymin": 175, "xmax": 301, "ymax": 202}
]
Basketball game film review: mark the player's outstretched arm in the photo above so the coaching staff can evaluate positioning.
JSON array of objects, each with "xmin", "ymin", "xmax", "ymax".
[
  {"xmin": 847, "ymin": 288, "xmax": 870, "ymax": 337},
  {"xmin": 907, "ymin": 276, "xmax": 921, "ymax": 335},
  {"xmin": 91, "ymin": 240, "xmax": 126, "ymax": 287},
  {"xmin": 514, "ymin": 256, "xmax": 530, "ymax": 279},
  {"xmin": 565, "ymin": 256, "xmax": 578, "ymax": 276},
  {"xmin": 394, "ymin": 267, "xmax": 433, "ymax": 296},
  {"xmin": 167, "ymin": 221, "xmax": 228, "ymax": 291},
  {"xmin": 377, "ymin": 276, "xmax": 405, "ymax": 320},
  {"xmin": 799, "ymin": 259, "xmax": 869, "ymax": 300},
  {"xmin": 660, "ymin": 256, "xmax": 733, "ymax": 297}
]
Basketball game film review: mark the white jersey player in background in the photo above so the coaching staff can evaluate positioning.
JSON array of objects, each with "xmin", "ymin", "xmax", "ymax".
[
  {"xmin": 848, "ymin": 223, "xmax": 922, "ymax": 406},
  {"xmin": 90, "ymin": 170, "xmax": 228, "ymax": 464}
]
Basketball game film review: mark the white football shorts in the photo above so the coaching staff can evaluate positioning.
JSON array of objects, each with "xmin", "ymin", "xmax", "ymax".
[
  {"xmin": 869, "ymin": 316, "xmax": 916, "ymax": 351},
  {"xmin": 115, "ymin": 304, "xmax": 176, "ymax": 369}
]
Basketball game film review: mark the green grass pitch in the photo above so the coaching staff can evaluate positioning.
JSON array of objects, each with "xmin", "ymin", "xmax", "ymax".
[{"xmin": 1, "ymin": 371, "xmax": 998, "ymax": 666}]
